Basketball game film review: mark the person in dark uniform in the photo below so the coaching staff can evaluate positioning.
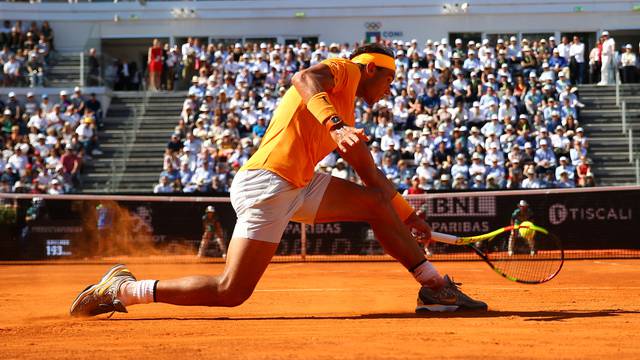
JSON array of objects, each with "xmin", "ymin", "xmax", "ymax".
[
  {"xmin": 508, "ymin": 200, "xmax": 536, "ymax": 256},
  {"xmin": 198, "ymin": 205, "xmax": 226, "ymax": 258}
]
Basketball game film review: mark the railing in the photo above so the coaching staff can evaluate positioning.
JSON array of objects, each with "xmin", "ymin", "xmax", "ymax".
[
  {"xmin": 616, "ymin": 78, "xmax": 638, "ymax": 183},
  {"xmin": 105, "ymin": 93, "xmax": 149, "ymax": 192},
  {"xmin": 615, "ymin": 68, "xmax": 620, "ymax": 106}
]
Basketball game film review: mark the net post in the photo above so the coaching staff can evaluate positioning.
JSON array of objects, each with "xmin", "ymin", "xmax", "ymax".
[
  {"xmin": 636, "ymin": 158, "xmax": 640, "ymax": 185},
  {"xmin": 300, "ymin": 223, "xmax": 307, "ymax": 261}
]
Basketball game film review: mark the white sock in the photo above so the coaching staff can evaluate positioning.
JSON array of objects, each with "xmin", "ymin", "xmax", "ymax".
[
  {"xmin": 118, "ymin": 280, "xmax": 158, "ymax": 307},
  {"xmin": 412, "ymin": 261, "xmax": 444, "ymax": 290}
]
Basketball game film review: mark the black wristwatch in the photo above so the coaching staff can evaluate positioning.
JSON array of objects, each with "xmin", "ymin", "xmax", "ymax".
[{"xmin": 325, "ymin": 115, "xmax": 344, "ymax": 131}]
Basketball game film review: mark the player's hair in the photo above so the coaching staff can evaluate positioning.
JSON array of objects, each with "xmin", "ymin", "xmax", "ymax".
[{"xmin": 349, "ymin": 43, "xmax": 395, "ymax": 60}]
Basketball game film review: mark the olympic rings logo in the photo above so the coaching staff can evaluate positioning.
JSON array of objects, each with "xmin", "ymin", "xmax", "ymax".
[{"xmin": 365, "ymin": 22, "xmax": 382, "ymax": 31}]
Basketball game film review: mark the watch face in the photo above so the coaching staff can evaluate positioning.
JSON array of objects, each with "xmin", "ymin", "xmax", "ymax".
[{"xmin": 331, "ymin": 116, "xmax": 341, "ymax": 124}]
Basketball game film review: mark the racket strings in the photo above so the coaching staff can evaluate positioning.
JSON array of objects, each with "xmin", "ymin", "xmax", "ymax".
[{"xmin": 486, "ymin": 232, "xmax": 563, "ymax": 283}]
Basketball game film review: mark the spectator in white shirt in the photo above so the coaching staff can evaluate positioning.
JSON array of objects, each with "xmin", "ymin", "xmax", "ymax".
[
  {"xmin": 468, "ymin": 102, "xmax": 484, "ymax": 125},
  {"xmin": 599, "ymin": 31, "xmax": 616, "ymax": 85},
  {"xmin": 8, "ymin": 145, "xmax": 29, "ymax": 175},
  {"xmin": 569, "ymin": 36, "xmax": 586, "ymax": 84},
  {"xmin": 550, "ymin": 126, "xmax": 571, "ymax": 157},
  {"xmin": 416, "ymin": 157, "xmax": 437, "ymax": 184},
  {"xmin": 556, "ymin": 171, "xmax": 575, "ymax": 188},
  {"xmin": 557, "ymin": 36, "xmax": 571, "ymax": 62},
  {"xmin": 463, "ymin": 50, "xmax": 481, "ymax": 74},
  {"xmin": 3, "ymin": 55, "xmax": 20, "ymax": 86},
  {"xmin": 506, "ymin": 36, "xmax": 520, "ymax": 58},
  {"xmin": 570, "ymin": 141, "xmax": 587, "ymax": 166},
  {"xmin": 27, "ymin": 108, "xmax": 47, "ymax": 133},
  {"xmin": 468, "ymin": 152, "xmax": 487, "ymax": 178},
  {"xmin": 484, "ymin": 143, "xmax": 505, "ymax": 166},
  {"xmin": 481, "ymin": 114, "xmax": 504, "ymax": 137},
  {"xmin": 451, "ymin": 154, "xmax": 469, "ymax": 180},
  {"xmin": 534, "ymin": 139, "xmax": 557, "ymax": 167},
  {"xmin": 573, "ymin": 127, "xmax": 589, "ymax": 148},
  {"xmin": 331, "ymin": 158, "xmax": 349, "ymax": 180},
  {"xmin": 154, "ymin": 176, "xmax": 174, "ymax": 193},
  {"xmin": 33, "ymin": 134, "xmax": 50, "ymax": 157},
  {"xmin": 380, "ymin": 126, "xmax": 401, "ymax": 152},
  {"xmin": 621, "ymin": 44, "xmax": 637, "ymax": 83},
  {"xmin": 498, "ymin": 98, "xmax": 517, "ymax": 121},
  {"xmin": 521, "ymin": 167, "xmax": 543, "ymax": 189},
  {"xmin": 539, "ymin": 63, "xmax": 556, "ymax": 83},
  {"xmin": 555, "ymin": 156, "xmax": 575, "ymax": 181},
  {"xmin": 48, "ymin": 179, "xmax": 65, "ymax": 195},
  {"xmin": 370, "ymin": 141, "xmax": 384, "ymax": 167}
]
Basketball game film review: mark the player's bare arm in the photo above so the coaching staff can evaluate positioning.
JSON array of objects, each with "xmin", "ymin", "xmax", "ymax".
[
  {"xmin": 294, "ymin": 56, "xmax": 431, "ymax": 241},
  {"xmin": 292, "ymin": 64, "xmax": 369, "ymax": 152}
]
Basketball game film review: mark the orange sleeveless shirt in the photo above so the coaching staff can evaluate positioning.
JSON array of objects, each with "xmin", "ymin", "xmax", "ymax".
[{"xmin": 241, "ymin": 58, "xmax": 361, "ymax": 187}]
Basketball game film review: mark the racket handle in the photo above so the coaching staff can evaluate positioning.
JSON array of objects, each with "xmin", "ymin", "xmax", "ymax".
[{"xmin": 431, "ymin": 232, "xmax": 460, "ymax": 245}]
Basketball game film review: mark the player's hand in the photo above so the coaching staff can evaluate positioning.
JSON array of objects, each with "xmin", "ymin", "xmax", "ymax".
[
  {"xmin": 405, "ymin": 213, "xmax": 433, "ymax": 246},
  {"xmin": 330, "ymin": 125, "xmax": 369, "ymax": 153}
]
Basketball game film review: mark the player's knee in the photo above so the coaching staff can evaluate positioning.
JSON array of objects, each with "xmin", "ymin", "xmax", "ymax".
[
  {"xmin": 216, "ymin": 278, "xmax": 254, "ymax": 307},
  {"xmin": 219, "ymin": 287, "xmax": 252, "ymax": 307}
]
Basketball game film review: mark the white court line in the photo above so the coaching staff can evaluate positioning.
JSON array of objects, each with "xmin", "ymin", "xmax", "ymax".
[
  {"xmin": 255, "ymin": 288, "xmax": 352, "ymax": 292},
  {"xmin": 591, "ymin": 261, "xmax": 637, "ymax": 266},
  {"xmin": 255, "ymin": 286, "xmax": 640, "ymax": 293},
  {"xmin": 483, "ymin": 286, "xmax": 640, "ymax": 290}
]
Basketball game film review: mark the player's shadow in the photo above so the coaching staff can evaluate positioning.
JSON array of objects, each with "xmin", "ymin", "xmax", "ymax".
[{"xmin": 110, "ymin": 309, "xmax": 639, "ymax": 322}]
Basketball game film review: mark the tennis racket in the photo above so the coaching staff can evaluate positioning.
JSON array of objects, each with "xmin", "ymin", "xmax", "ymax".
[{"xmin": 429, "ymin": 222, "xmax": 564, "ymax": 284}]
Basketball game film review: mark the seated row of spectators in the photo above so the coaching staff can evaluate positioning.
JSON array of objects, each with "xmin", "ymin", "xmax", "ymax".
[
  {"xmin": 155, "ymin": 37, "xmax": 595, "ymax": 194},
  {"xmin": 1, "ymin": 20, "xmax": 54, "ymax": 87},
  {"xmin": 0, "ymin": 88, "xmax": 102, "ymax": 194}
]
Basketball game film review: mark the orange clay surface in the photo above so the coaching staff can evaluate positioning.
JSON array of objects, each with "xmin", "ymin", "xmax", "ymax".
[{"xmin": 1, "ymin": 260, "xmax": 640, "ymax": 360}]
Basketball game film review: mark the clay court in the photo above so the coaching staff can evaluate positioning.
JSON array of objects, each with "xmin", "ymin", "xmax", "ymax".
[{"xmin": 1, "ymin": 259, "xmax": 639, "ymax": 359}]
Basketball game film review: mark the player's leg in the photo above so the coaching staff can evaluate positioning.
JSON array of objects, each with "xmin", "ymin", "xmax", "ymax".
[
  {"xmin": 154, "ymin": 237, "xmax": 277, "ymax": 306},
  {"xmin": 69, "ymin": 237, "xmax": 278, "ymax": 317},
  {"xmin": 314, "ymin": 176, "xmax": 425, "ymax": 271},
  {"xmin": 312, "ymin": 176, "xmax": 487, "ymax": 311},
  {"xmin": 70, "ymin": 169, "xmax": 293, "ymax": 316}
]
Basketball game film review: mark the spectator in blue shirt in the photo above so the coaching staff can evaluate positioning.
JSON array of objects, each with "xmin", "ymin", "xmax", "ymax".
[
  {"xmin": 548, "ymin": 48, "xmax": 568, "ymax": 69},
  {"xmin": 534, "ymin": 139, "xmax": 557, "ymax": 167},
  {"xmin": 252, "ymin": 117, "xmax": 267, "ymax": 138},
  {"xmin": 420, "ymin": 87, "xmax": 440, "ymax": 114},
  {"xmin": 160, "ymin": 162, "xmax": 180, "ymax": 183}
]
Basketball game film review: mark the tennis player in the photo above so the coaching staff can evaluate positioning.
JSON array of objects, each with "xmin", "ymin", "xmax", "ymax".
[{"xmin": 70, "ymin": 43, "xmax": 487, "ymax": 317}]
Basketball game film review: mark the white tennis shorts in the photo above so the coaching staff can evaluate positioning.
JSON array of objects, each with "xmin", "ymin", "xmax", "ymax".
[{"xmin": 230, "ymin": 169, "xmax": 331, "ymax": 243}]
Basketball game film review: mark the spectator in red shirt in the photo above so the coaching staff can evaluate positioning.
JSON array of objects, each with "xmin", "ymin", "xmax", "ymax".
[
  {"xmin": 403, "ymin": 175, "xmax": 426, "ymax": 195},
  {"xmin": 61, "ymin": 144, "xmax": 81, "ymax": 189}
]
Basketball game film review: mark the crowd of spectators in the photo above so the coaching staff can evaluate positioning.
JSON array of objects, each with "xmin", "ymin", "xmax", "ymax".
[
  {"xmin": 1, "ymin": 20, "xmax": 54, "ymax": 87},
  {"xmin": 154, "ymin": 36, "xmax": 602, "ymax": 194},
  {"xmin": 0, "ymin": 88, "xmax": 103, "ymax": 194}
]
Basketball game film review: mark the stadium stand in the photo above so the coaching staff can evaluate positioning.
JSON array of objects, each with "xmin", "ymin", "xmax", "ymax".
[
  {"xmin": 151, "ymin": 37, "xmax": 597, "ymax": 194},
  {"xmin": 0, "ymin": 88, "xmax": 102, "ymax": 194},
  {"xmin": 2, "ymin": 30, "xmax": 639, "ymax": 194}
]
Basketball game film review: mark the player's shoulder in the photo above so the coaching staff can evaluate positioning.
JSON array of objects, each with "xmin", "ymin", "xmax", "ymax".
[{"xmin": 320, "ymin": 58, "xmax": 360, "ymax": 74}]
